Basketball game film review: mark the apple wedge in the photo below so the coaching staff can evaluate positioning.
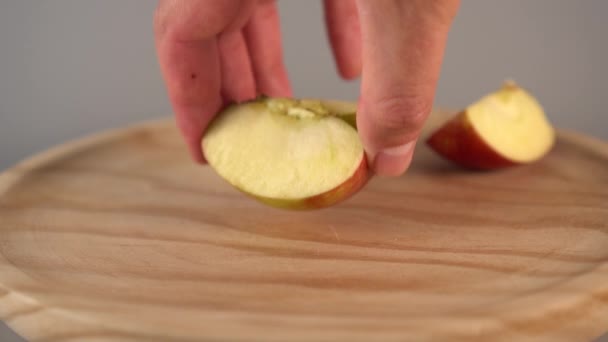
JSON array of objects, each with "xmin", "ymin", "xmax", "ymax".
[
  {"xmin": 427, "ymin": 82, "xmax": 556, "ymax": 170},
  {"xmin": 202, "ymin": 97, "xmax": 369, "ymax": 210}
]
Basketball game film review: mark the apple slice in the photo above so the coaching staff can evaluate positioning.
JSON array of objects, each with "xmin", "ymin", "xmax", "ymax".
[
  {"xmin": 427, "ymin": 82, "xmax": 556, "ymax": 170},
  {"xmin": 202, "ymin": 97, "xmax": 369, "ymax": 209}
]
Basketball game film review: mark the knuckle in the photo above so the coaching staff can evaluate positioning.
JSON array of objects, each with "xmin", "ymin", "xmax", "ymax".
[
  {"xmin": 154, "ymin": 0, "xmax": 235, "ymax": 41},
  {"xmin": 153, "ymin": 3, "xmax": 169, "ymax": 36},
  {"xmin": 413, "ymin": 0, "xmax": 461, "ymax": 25},
  {"xmin": 254, "ymin": 0, "xmax": 278, "ymax": 21},
  {"xmin": 370, "ymin": 95, "xmax": 431, "ymax": 135}
]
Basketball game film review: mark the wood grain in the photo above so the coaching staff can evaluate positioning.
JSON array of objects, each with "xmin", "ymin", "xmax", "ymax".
[{"xmin": 0, "ymin": 113, "xmax": 607, "ymax": 341}]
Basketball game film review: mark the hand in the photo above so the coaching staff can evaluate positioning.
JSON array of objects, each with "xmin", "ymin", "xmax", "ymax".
[
  {"xmin": 154, "ymin": 0, "xmax": 460, "ymax": 176},
  {"xmin": 154, "ymin": 0, "xmax": 292, "ymax": 163},
  {"xmin": 354, "ymin": 0, "xmax": 460, "ymax": 176}
]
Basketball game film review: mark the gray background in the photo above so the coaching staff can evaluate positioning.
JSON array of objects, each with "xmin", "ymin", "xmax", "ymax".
[{"xmin": 0, "ymin": 1, "xmax": 607, "ymax": 341}]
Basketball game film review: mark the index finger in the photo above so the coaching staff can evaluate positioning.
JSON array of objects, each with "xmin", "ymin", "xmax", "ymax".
[
  {"xmin": 156, "ymin": 37, "xmax": 221, "ymax": 163},
  {"xmin": 154, "ymin": 0, "xmax": 252, "ymax": 163}
]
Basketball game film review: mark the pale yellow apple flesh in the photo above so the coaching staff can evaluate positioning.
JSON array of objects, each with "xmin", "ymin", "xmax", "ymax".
[
  {"xmin": 202, "ymin": 98, "xmax": 368, "ymax": 209},
  {"xmin": 427, "ymin": 82, "xmax": 556, "ymax": 169}
]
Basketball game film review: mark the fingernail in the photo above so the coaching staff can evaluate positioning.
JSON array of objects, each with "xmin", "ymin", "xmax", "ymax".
[{"xmin": 372, "ymin": 141, "xmax": 416, "ymax": 177}]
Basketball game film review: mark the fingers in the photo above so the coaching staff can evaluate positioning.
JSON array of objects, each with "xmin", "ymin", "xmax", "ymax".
[
  {"xmin": 323, "ymin": 0, "xmax": 362, "ymax": 79},
  {"xmin": 355, "ymin": 0, "xmax": 460, "ymax": 176},
  {"xmin": 218, "ymin": 31, "xmax": 257, "ymax": 104},
  {"xmin": 154, "ymin": 0, "xmax": 251, "ymax": 43},
  {"xmin": 154, "ymin": 0, "xmax": 253, "ymax": 163},
  {"xmin": 155, "ymin": 36, "xmax": 222, "ymax": 163},
  {"xmin": 244, "ymin": 1, "xmax": 292, "ymax": 97}
]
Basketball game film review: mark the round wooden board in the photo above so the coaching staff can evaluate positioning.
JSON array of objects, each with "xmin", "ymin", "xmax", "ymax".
[{"xmin": 1, "ymin": 114, "xmax": 608, "ymax": 342}]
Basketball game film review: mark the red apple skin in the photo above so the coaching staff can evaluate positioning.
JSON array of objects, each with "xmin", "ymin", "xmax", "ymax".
[
  {"xmin": 426, "ymin": 111, "xmax": 518, "ymax": 170},
  {"xmin": 241, "ymin": 156, "xmax": 370, "ymax": 210}
]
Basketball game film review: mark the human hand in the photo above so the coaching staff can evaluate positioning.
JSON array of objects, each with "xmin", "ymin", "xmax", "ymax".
[
  {"xmin": 154, "ymin": 0, "xmax": 460, "ymax": 177},
  {"xmin": 353, "ymin": 0, "xmax": 460, "ymax": 176},
  {"xmin": 154, "ymin": 0, "xmax": 292, "ymax": 163}
]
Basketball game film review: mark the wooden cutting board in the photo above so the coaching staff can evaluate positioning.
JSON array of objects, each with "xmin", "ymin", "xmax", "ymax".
[{"xmin": 1, "ymin": 112, "xmax": 607, "ymax": 342}]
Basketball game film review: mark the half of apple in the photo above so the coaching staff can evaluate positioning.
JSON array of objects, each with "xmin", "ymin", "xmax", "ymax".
[
  {"xmin": 202, "ymin": 97, "xmax": 368, "ymax": 210},
  {"xmin": 427, "ymin": 82, "xmax": 556, "ymax": 170}
]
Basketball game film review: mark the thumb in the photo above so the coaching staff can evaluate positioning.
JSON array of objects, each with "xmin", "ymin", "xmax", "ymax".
[{"xmin": 355, "ymin": 0, "xmax": 459, "ymax": 176}]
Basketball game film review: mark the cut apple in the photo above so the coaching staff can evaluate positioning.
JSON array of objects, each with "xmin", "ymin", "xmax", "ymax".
[
  {"xmin": 202, "ymin": 97, "xmax": 369, "ymax": 209},
  {"xmin": 427, "ymin": 82, "xmax": 556, "ymax": 170}
]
